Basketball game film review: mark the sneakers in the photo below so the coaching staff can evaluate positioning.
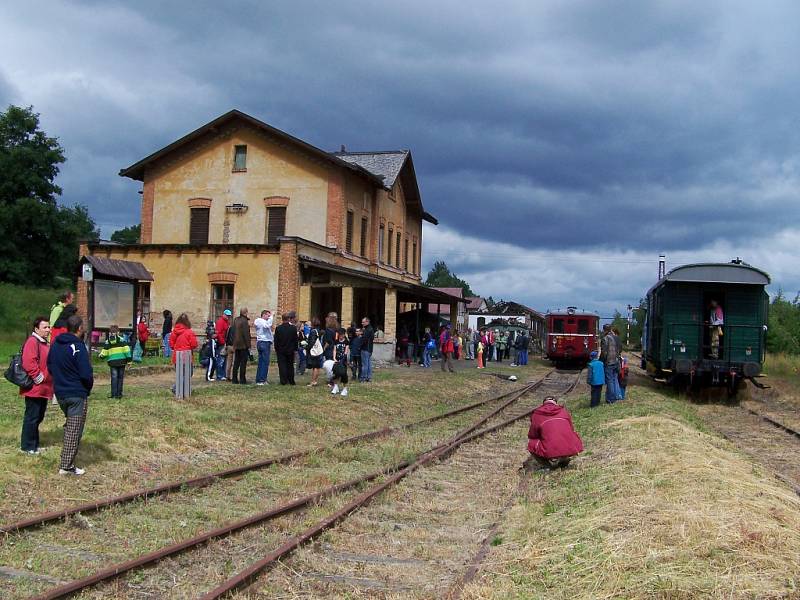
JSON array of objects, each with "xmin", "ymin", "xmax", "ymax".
[
  {"xmin": 256, "ymin": 382, "xmax": 265, "ymax": 386},
  {"xmin": 59, "ymin": 466, "xmax": 85, "ymax": 476},
  {"xmin": 340, "ymin": 388, "xmax": 349, "ymax": 397},
  {"xmin": 20, "ymin": 449, "xmax": 39, "ymax": 455},
  {"xmin": 331, "ymin": 384, "xmax": 340, "ymax": 395}
]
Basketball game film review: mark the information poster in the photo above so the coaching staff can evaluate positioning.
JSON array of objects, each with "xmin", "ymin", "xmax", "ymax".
[{"xmin": 94, "ymin": 280, "xmax": 135, "ymax": 329}]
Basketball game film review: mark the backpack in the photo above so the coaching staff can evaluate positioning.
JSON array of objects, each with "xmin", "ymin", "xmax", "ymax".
[
  {"xmin": 426, "ymin": 338, "xmax": 436, "ymax": 350},
  {"xmin": 4, "ymin": 345, "xmax": 34, "ymax": 390},
  {"xmin": 225, "ymin": 324, "xmax": 235, "ymax": 346}
]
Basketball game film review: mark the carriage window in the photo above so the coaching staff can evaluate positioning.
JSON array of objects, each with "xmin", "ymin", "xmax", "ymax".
[
  {"xmin": 578, "ymin": 319, "xmax": 589, "ymax": 334},
  {"xmin": 568, "ymin": 318, "xmax": 575, "ymax": 325},
  {"xmin": 553, "ymin": 319, "xmax": 564, "ymax": 333}
]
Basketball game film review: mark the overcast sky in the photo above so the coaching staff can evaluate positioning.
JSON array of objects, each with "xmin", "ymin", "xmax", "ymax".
[{"xmin": 2, "ymin": 1, "xmax": 797, "ymax": 315}]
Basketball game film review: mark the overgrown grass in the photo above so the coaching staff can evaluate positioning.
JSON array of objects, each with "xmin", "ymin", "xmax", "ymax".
[
  {"xmin": 764, "ymin": 352, "xmax": 800, "ymax": 377},
  {"xmin": 463, "ymin": 385, "xmax": 800, "ymax": 599},
  {"xmin": 0, "ymin": 283, "xmax": 62, "ymax": 343}
]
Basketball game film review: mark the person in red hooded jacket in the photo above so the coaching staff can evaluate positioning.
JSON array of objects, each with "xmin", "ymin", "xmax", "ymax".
[
  {"xmin": 169, "ymin": 313, "xmax": 198, "ymax": 399},
  {"xmin": 526, "ymin": 396, "xmax": 583, "ymax": 470}
]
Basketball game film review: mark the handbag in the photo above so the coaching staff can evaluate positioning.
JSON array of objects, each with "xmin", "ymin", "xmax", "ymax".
[
  {"xmin": 4, "ymin": 345, "xmax": 34, "ymax": 390},
  {"xmin": 310, "ymin": 331, "xmax": 324, "ymax": 357},
  {"xmin": 132, "ymin": 341, "xmax": 143, "ymax": 363}
]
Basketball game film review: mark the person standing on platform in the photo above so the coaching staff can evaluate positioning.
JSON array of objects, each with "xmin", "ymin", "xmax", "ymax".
[
  {"xmin": 274, "ymin": 312, "xmax": 298, "ymax": 385},
  {"xmin": 231, "ymin": 308, "xmax": 251, "ymax": 385},
  {"xmin": 99, "ymin": 325, "xmax": 132, "ymax": 398},
  {"xmin": 161, "ymin": 310, "xmax": 173, "ymax": 358},
  {"xmin": 360, "ymin": 317, "xmax": 375, "ymax": 383},
  {"xmin": 254, "ymin": 309, "xmax": 274, "ymax": 386},
  {"xmin": 47, "ymin": 315, "xmax": 93, "ymax": 475},
  {"xmin": 19, "ymin": 316, "xmax": 52, "ymax": 455},
  {"xmin": 215, "ymin": 309, "xmax": 231, "ymax": 381},
  {"xmin": 586, "ymin": 350, "xmax": 605, "ymax": 408},
  {"xmin": 170, "ymin": 313, "xmax": 198, "ymax": 399}
]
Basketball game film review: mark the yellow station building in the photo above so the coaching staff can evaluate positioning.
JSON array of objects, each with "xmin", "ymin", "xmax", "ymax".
[{"xmin": 77, "ymin": 110, "xmax": 461, "ymax": 359}]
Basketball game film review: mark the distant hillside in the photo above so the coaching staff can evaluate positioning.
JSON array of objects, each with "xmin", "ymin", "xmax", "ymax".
[{"xmin": 0, "ymin": 283, "xmax": 64, "ymax": 342}]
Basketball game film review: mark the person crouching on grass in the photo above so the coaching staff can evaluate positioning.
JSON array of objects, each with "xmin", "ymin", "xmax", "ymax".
[
  {"xmin": 525, "ymin": 396, "xmax": 583, "ymax": 472},
  {"xmin": 99, "ymin": 325, "xmax": 131, "ymax": 398},
  {"xmin": 324, "ymin": 328, "xmax": 350, "ymax": 397}
]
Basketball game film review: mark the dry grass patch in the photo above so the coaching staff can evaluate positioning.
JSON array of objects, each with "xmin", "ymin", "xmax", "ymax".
[{"xmin": 464, "ymin": 394, "xmax": 800, "ymax": 599}]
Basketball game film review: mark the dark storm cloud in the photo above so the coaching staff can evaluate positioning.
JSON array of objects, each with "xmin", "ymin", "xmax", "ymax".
[{"xmin": 2, "ymin": 1, "xmax": 800, "ymax": 265}]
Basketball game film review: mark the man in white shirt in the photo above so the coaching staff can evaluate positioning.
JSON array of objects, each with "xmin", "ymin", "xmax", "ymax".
[{"xmin": 253, "ymin": 309, "xmax": 274, "ymax": 385}]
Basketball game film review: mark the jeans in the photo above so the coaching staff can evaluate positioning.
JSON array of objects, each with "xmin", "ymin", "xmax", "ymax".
[
  {"xmin": 256, "ymin": 341, "xmax": 272, "ymax": 383},
  {"xmin": 423, "ymin": 347, "xmax": 432, "ymax": 367},
  {"xmin": 162, "ymin": 335, "xmax": 171, "ymax": 359},
  {"xmin": 518, "ymin": 349, "xmax": 528, "ymax": 365},
  {"xmin": 21, "ymin": 396, "xmax": 47, "ymax": 451},
  {"xmin": 605, "ymin": 363, "xmax": 621, "ymax": 403},
  {"xmin": 590, "ymin": 384, "xmax": 603, "ymax": 407},
  {"xmin": 350, "ymin": 355, "xmax": 361, "ymax": 379},
  {"xmin": 215, "ymin": 354, "xmax": 226, "ymax": 379},
  {"xmin": 110, "ymin": 365, "xmax": 125, "ymax": 397},
  {"xmin": 297, "ymin": 348, "xmax": 307, "ymax": 375},
  {"xmin": 360, "ymin": 349, "xmax": 372, "ymax": 381}
]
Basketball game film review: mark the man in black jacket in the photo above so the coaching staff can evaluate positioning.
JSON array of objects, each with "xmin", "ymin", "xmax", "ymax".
[
  {"xmin": 274, "ymin": 311, "xmax": 298, "ymax": 385},
  {"xmin": 47, "ymin": 315, "xmax": 93, "ymax": 476}
]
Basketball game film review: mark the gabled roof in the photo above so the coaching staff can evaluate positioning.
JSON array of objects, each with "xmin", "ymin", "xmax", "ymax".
[
  {"xmin": 333, "ymin": 150, "xmax": 437, "ymax": 225},
  {"xmin": 119, "ymin": 109, "xmax": 385, "ymax": 186},
  {"xmin": 493, "ymin": 300, "xmax": 545, "ymax": 319},
  {"xmin": 466, "ymin": 296, "xmax": 485, "ymax": 311},
  {"xmin": 333, "ymin": 150, "xmax": 408, "ymax": 188}
]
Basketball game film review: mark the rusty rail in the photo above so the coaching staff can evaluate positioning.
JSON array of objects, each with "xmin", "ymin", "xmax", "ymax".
[
  {"xmin": 24, "ymin": 381, "xmax": 544, "ymax": 600},
  {"xmin": 1, "ymin": 383, "xmax": 529, "ymax": 536},
  {"xmin": 201, "ymin": 374, "xmax": 573, "ymax": 599},
  {"xmin": 745, "ymin": 408, "xmax": 800, "ymax": 441}
]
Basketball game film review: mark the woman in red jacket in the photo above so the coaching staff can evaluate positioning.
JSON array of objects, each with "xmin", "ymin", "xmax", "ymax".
[
  {"xmin": 169, "ymin": 313, "xmax": 198, "ymax": 399},
  {"xmin": 20, "ymin": 316, "xmax": 54, "ymax": 454},
  {"xmin": 526, "ymin": 396, "xmax": 583, "ymax": 470}
]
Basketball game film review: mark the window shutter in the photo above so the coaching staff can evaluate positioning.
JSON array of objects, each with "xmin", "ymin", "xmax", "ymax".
[
  {"xmin": 395, "ymin": 233, "xmax": 401, "ymax": 267},
  {"xmin": 379, "ymin": 225, "xmax": 385, "ymax": 262},
  {"xmin": 360, "ymin": 217, "xmax": 368, "ymax": 257},
  {"xmin": 387, "ymin": 228, "xmax": 393, "ymax": 264},
  {"xmin": 346, "ymin": 211, "xmax": 354, "ymax": 253},
  {"xmin": 412, "ymin": 242, "xmax": 417, "ymax": 274},
  {"xmin": 190, "ymin": 208, "xmax": 210, "ymax": 245},
  {"xmin": 267, "ymin": 207, "xmax": 287, "ymax": 245},
  {"xmin": 404, "ymin": 238, "xmax": 409, "ymax": 270}
]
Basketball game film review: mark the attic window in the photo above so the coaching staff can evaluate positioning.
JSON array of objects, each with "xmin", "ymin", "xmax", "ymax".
[{"xmin": 233, "ymin": 145, "xmax": 247, "ymax": 172}]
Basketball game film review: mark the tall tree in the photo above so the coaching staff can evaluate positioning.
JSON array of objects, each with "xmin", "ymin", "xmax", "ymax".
[
  {"xmin": 424, "ymin": 260, "xmax": 475, "ymax": 297},
  {"xmin": 0, "ymin": 105, "xmax": 98, "ymax": 285},
  {"xmin": 110, "ymin": 224, "xmax": 141, "ymax": 244}
]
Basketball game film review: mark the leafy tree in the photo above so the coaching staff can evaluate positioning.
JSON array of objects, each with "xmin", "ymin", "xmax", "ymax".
[
  {"xmin": 611, "ymin": 299, "xmax": 646, "ymax": 348},
  {"xmin": 766, "ymin": 290, "xmax": 800, "ymax": 354},
  {"xmin": 111, "ymin": 224, "xmax": 141, "ymax": 244},
  {"xmin": 0, "ymin": 105, "xmax": 98, "ymax": 285},
  {"xmin": 425, "ymin": 260, "xmax": 475, "ymax": 297}
]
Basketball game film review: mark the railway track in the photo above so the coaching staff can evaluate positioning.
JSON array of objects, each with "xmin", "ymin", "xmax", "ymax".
[
  {"xmin": 4, "ymin": 370, "xmax": 581, "ymax": 599},
  {"xmin": 0, "ymin": 372, "xmax": 574, "ymax": 599}
]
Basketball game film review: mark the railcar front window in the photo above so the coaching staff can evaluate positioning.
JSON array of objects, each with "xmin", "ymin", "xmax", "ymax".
[
  {"xmin": 553, "ymin": 319, "xmax": 564, "ymax": 333},
  {"xmin": 578, "ymin": 319, "xmax": 589, "ymax": 334}
]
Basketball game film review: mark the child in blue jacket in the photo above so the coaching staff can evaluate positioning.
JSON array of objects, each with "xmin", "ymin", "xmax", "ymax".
[{"xmin": 587, "ymin": 350, "xmax": 605, "ymax": 408}]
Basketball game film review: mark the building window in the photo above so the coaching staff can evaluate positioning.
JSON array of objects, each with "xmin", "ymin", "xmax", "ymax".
[
  {"xmin": 403, "ymin": 238, "xmax": 409, "ymax": 271},
  {"xmin": 189, "ymin": 207, "xmax": 210, "ymax": 245},
  {"xmin": 387, "ymin": 226, "xmax": 393, "ymax": 264},
  {"xmin": 395, "ymin": 232, "xmax": 401, "ymax": 268},
  {"xmin": 345, "ymin": 210, "xmax": 354, "ymax": 253},
  {"xmin": 136, "ymin": 282, "xmax": 151, "ymax": 320},
  {"xmin": 211, "ymin": 284, "xmax": 234, "ymax": 321},
  {"xmin": 412, "ymin": 241, "xmax": 417, "ymax": 274},
  {"xmin": 378, "ymin": 224, "xmax": 385, "ymax": 262},
  {"xmin": 360, "ymin": 217, "xmax": 368, "ymax": 257},
  {"xmin": 266, "ymin": 206, "xmax": 286, "ymax": 245},
  {"xmin": 233, "ymin": 145, "xmax": 247, "ymax": 171}
]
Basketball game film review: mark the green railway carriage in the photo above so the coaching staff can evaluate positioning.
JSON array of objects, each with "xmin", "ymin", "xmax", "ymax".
[{"xmin": 642, "ymin": 261, "xmax": 770, "ymax": 391}]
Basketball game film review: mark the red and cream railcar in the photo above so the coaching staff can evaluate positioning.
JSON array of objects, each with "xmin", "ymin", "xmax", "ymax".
[{"xmin": 545, "ymin": 307, "xmax": 599, "ymax": 364}]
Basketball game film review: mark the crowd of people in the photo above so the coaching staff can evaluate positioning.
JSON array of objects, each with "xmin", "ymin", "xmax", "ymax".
[{"xmin": 13, "ymin": 291, "xmax": 620, "ymax": 477}]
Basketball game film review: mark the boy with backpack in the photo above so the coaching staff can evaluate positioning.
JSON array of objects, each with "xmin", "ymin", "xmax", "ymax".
[
  {"xmin": 587, "ymin": 350, "xmax": 605, "ymax": 408},
  {"xmin": 200, "ymin": 321, "xmax": 218, "ymax": 382},
  {"xmin": 618, "ymin": 355, "xmax": 629, "ymax": 400},
  {"xmin": 99, "ymin": 325, "xmax": 132, "ymax": 398}
]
